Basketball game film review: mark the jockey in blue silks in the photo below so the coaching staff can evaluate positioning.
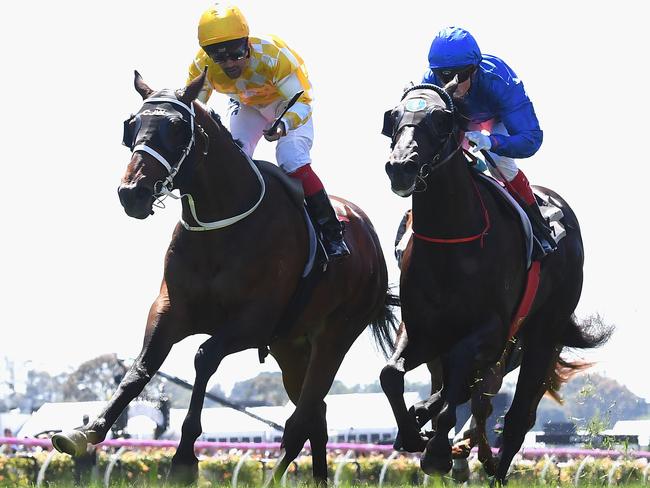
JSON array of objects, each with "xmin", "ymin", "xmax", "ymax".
[{"xmin": 423, "ymin": 26, "xmax": 556, "ymax": 257}]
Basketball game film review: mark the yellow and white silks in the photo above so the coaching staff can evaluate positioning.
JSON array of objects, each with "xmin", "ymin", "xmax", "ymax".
[
  {"xmin": 188, "ymin": 34, "xmax": 315, "ymax": 173},
  {"xmin": 188, "ymin": 34, "xmax": 313, "ymax": 132}
]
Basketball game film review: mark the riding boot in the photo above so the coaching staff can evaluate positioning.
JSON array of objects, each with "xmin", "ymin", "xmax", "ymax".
[
  {"xmin": 305, "ymin": 189, "xmax": 350, "ymax": 261},
  {"xmin": 522, "ymin": 201, "xmax": 557, "ymax": 258},
  {"xmin": 507, "ymin": 170, "xmax": 557, "ymax": 259}
]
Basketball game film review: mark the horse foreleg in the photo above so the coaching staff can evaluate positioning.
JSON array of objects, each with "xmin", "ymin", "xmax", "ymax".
[
  {"xmin": 52, "ymin": 300, "xmax": 177, "ymax": 456},
  {"xmin": 409, "ymin": 358, "xmax": 445, "ymax": 430},
  {"xmin": 380, "ymin": 323, "xmax": 430, "ymax": 453},
  {"xmin": 420, "ymin": 340, "xmax": 474, "ymax": 475},
  {"xmin": 169, "ymin": 335, "xmax": 227, "ymax": 484}
]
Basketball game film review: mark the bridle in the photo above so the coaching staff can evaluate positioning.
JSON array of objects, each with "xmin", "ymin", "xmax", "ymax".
[
  {"xmin": 384, "ymin": 84, "xmax": 462, "ymax": 180},
  {"xmin": 385, "ymin": 85, "xmax": 491, "ymax": 245},
  {"xmin": 132, "ymin": 97, "xmax": 198, "ymax": 193},
  {"xmin": 123, "ymin": 96, "xmax": 266, "ymax": 231}
]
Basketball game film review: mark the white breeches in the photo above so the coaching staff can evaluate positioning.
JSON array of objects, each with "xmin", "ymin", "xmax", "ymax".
[{"xmin": 229, "ymin": 100, "xmax": 313, "ymax": 174}]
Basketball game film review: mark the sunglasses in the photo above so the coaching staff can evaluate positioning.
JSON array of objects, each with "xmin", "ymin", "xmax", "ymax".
[
  {"xmin": 205, "ymin": 44, "xmax": 249, "ymax": 64},
  {"xmin": 434, "ymin": 65, "xmax": 475, "ymax": 84}
]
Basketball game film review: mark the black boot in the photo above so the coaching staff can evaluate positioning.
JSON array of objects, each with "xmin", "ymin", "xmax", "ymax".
[
  {"xmin": 522, "ymin": 202, "xmax": 557, "ymax": 260},
  {"xmin": 305, "ymin": 189, "xmax": 350, "ymax": 261}
]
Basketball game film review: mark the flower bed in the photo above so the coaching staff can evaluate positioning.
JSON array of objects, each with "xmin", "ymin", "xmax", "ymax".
[{"xmin": 0, "ymin": 449, "xmax": 648, "ymax": 486}]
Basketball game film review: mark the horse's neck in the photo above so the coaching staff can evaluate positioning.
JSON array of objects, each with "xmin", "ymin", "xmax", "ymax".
[
  {"xmin": 179, "ymin": 113, "xmax": 262, "ymax": 227},
  {"xmin": 412, "ymin": 155, "xmax": 483, "ymax": 235}
]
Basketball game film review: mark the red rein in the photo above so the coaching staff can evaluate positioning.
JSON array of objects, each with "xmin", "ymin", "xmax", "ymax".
[{"xmin": 413, "ymin": 177, "xmax": 491, "ymax": 247}]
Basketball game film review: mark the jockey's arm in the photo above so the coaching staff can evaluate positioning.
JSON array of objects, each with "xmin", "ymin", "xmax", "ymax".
[
  {"xmin": 489, "ymin": 81, "xmax": 543, "ymax": 159},
  {"xmin": 275, "ymin": 72, "xmax": 313, "ymax": 132}
]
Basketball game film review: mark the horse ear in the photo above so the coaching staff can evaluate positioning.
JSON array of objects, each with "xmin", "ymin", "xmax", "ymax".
[
  {"xmin": 134, "ymin": 70, "xmax": 154, "ymax": 99},
  {"xmin": 179, "ymin": 67, "xmax": 208, "ymax": 105}
]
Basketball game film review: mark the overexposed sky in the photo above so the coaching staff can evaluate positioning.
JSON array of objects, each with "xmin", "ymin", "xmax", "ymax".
[{"xmin": 1, "ymin": 1, "xmax": 649, "ymax": 401}]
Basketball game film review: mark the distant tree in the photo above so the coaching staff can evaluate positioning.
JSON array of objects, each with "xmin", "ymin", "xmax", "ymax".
[
  {"xmin": 23, "ymin": 370, "xmax": 65, "ymax": 411},
  {"xmin": 535, "ymin": 372, "xmax": 649, "ymax": 429},
  {"xmin": 328, "ymin": 380, "xmax": 352, "ymax": 395},
  {"xmin": 62, "ymin": 354, "xmax": 126, "ymax": 401},
  {"xmin": 204, "ymin": 383, "xmax": 228, "ymax": 407},
  {"xmin": 229, "ymin": 372, "xmax": 288, "ymax": 406},
  {"xmin": 340, "ymin": 380, "xmax": 427, "ymax": 397}
]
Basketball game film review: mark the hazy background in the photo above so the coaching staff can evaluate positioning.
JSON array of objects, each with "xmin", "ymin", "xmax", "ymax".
[{"xmin": 1, "ymin": 1, "xmax": 648, "ymax": 400}]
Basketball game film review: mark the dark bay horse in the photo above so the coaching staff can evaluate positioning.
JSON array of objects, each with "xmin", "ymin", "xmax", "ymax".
[
  {"xmin": 379, "ymin": 83, "xmax": 610, "ymax": 482},
  {"xmin": 52, "ymin": 70, "xmax": 397, "ymax": 485}
]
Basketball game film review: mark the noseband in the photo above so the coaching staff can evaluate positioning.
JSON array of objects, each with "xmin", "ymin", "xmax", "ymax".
[
  {"xmin": 125, "ymin": 96, "xmax": 200, "ymax": 198},
  {"xmin": 123, "ymin": 96, "xmax": 266, "ymax": 231},
  {"xmin": 386, "ymin": 84, "xmax": 462, "ymax": 177}
]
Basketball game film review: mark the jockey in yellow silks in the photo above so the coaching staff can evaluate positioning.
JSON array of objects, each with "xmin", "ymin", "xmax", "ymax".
[{"xmin": 187, "ymin": 3, "xmax": 349, "ymax": 260}]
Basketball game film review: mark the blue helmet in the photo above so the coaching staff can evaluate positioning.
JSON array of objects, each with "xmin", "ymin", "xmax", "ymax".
[{"xmin": 428, "ymin": 26, "xmax": 482, "ymax": 70}]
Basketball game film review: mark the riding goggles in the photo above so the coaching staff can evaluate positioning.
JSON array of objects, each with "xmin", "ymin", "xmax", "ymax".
[
  {"xmin": 204, "ymin": 39, "xmax": 249, "ymax": 63},
  {"xmin": 433, "ymin": 65, "xmax": 475, "ymax": 84}
]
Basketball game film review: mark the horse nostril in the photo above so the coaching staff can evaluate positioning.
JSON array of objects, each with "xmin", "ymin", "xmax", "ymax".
[
  {"xmin": 385, "ymin": 162, "xmax": 394, "ymax": 177},
  {"xmin": 135, "ymin": 186, "xmax": 152, "ymax": 203},
  {"xmin": 117, "ymin": 184, "xmax": 152, "ymax": 210},
  {"xmin": 404, "ymin": 160, "xmax": 418, "ymax": 175}
]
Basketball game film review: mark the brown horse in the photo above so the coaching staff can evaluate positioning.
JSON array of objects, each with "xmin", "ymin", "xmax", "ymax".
[{"xmin": 51, "ymin": 70, "xmax": 397, "ymax": 485}]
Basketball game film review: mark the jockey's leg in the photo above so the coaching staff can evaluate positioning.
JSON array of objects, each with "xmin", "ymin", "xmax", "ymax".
[
  {"xmin": 290, "ymin": 164, "xmax": 350, "ymax": 260},
  {"xmin": 485, "ymin": 150, "xmax": 556, "ymax": 258},
  {"xmin": 278, "ymin": 119, "xmax": 350, "ymax": 260},
  {"xmin": 228, "ymin": 102, "xmax": 267, "ymax": 157},
  {"xmin": 507, "ymin": 169, "xmax": 557, "ymax": 256}
]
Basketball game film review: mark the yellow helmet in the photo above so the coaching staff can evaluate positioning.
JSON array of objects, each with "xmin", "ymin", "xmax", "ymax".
[{"xmin": 198, "ymin": 3, "xmax": 250, "ymax": 47}]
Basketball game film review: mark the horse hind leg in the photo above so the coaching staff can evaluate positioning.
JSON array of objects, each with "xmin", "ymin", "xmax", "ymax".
[
  {"xmin": 470, "ymin": 347, "xmax": 510, "ymax": 477},
  {"xmin": 496, "ymin": 312, "xmax": 612, "ymax": 483},
  {"xmin": 267, "ymin": 339, "xmax": 329, "ymax": 486},
  {"xmin": 168, "ymin": 335, "xmax": 228, "ymax": 484}
]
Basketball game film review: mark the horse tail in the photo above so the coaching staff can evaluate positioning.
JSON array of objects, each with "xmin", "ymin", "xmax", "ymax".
[
  {"xmin": 369, "ymin": 289, "xmax": 400, "ymax": 358},
  {"xmin": 546, "ymin": 314, "xmax": 613, "ymax": 403}
]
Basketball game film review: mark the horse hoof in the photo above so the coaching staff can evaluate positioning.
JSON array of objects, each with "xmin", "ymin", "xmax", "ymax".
[
  {"xmin": 51, "ymin": 430, "xmax": 89, "ymax": 457},
  {"xmin": 168, "ymin": 462, "xmax": 199, "ymax": 485},
  {"xmin": 420, "ymin": 452, "xmax": 452, "ymax": 475},
  {"xmin": 393, "ymin": 433, "xmax": 403, "ymax": 451},
  {"xmin": 489, "ymin": 476, "xmax": 508, "ymax": 487},
  {"xmin": 483, "ymin": 458, "xmax": 498, "ymax": 477},
  {"xmin": 451, "ymin": 458, "xmax": 471, "ymax": 483},
  {"xmin": 399, "ymin": 435, "xmax": 428, "ymax": 453}
]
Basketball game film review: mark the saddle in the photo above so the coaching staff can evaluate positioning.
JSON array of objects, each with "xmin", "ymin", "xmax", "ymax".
[{"xmin": 251, "ymin": 160, "xmax": 327, "ymax": 362}]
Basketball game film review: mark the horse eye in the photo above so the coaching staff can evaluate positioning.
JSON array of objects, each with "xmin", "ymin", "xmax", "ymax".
[
  {"xmin": 161, "ymin": 117, "xmax": 190, "ymax": 151},
  {"xmin": 122, "ymin": 114, "xmax": 141, "ymax": 148}
]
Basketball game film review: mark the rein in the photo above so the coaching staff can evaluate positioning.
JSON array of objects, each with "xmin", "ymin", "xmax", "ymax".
[
  {"xmin": 393, "ymin": 86, "xmax": 490, "ymax": 246},
  {"xmin": 413, "ymin": 169, "xmax": 491, "ymax": 247},
  {"xmin": 131, "ymin": 96, "xmax": 266, "ymax": 231}
]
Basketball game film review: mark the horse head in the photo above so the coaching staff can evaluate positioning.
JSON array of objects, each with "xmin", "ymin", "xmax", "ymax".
[
  {"xmin": 383, "ymin": 83, "xmax": 457, "ymax": 197},
  {"xmin": 117, "ymin": 70, "xmax": 207, "ymax": 219}
]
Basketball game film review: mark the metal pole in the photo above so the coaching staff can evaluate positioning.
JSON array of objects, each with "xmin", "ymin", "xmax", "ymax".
[{"xmin": 104, "ymin": 445, "xmax": 127, "ymax": 487}]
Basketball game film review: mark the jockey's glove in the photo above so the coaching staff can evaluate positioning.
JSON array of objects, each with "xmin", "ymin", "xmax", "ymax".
[
  {"xmin": 263, "ymin": 121, "xmax": 286, "ymax": 142},
  {"xmin": 465, "ymin": 131, "xmax": 492, "ymax": 152}
]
